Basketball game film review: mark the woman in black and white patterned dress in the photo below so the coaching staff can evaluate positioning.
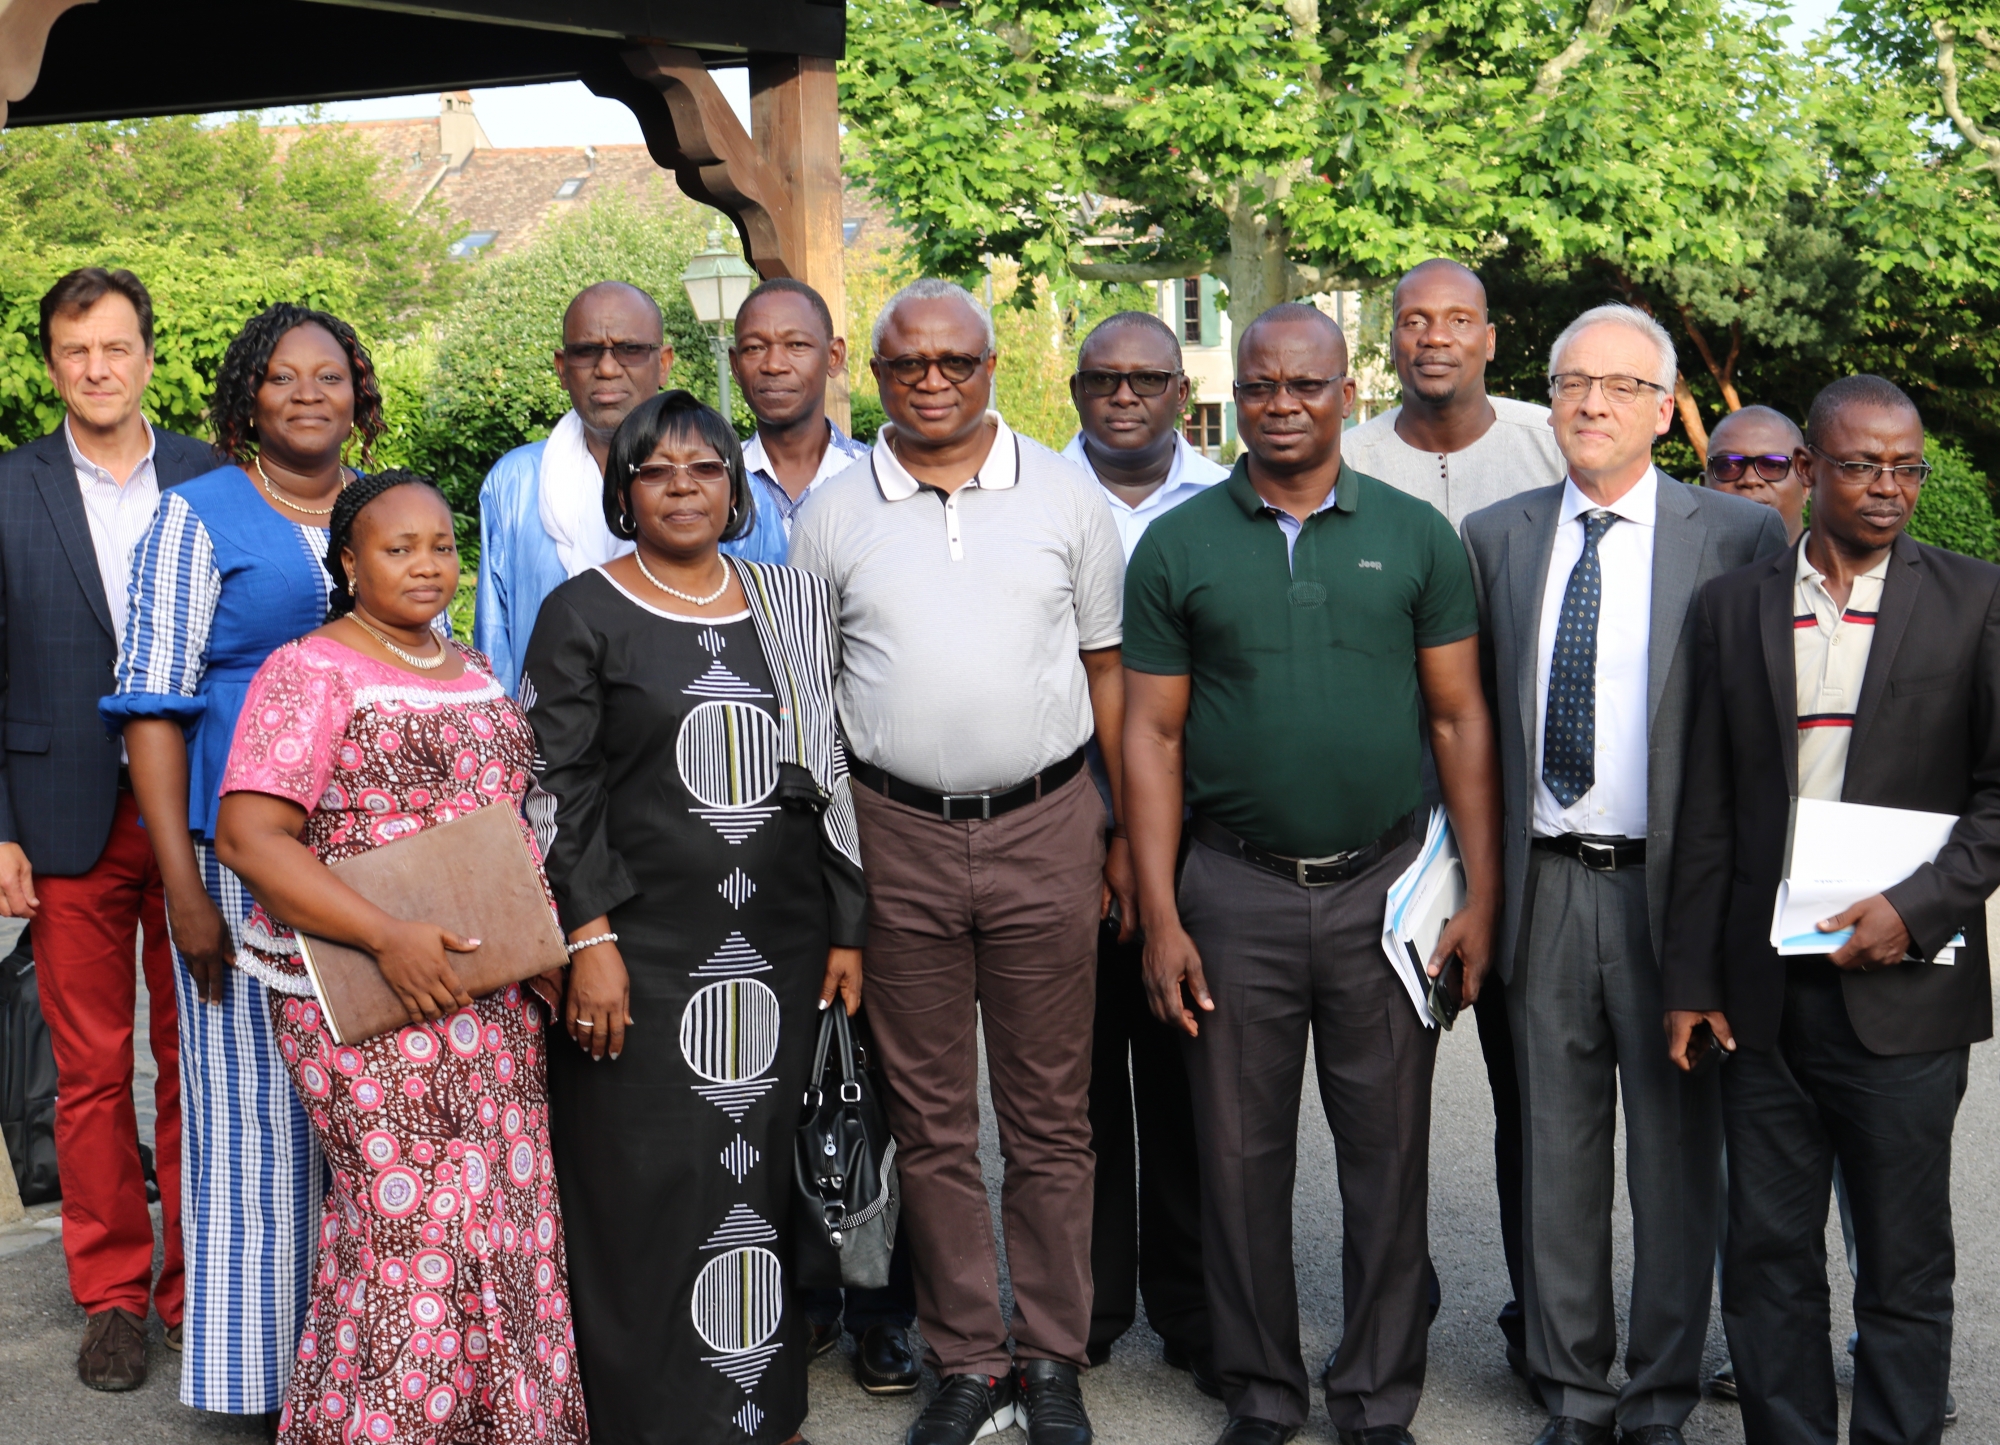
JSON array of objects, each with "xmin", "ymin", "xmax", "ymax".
[{"xmin": 522, "ymin": 390, "xmax": 862, "ymax": 1445}]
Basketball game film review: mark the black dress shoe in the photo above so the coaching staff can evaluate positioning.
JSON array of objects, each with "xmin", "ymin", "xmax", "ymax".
[
  {"xmin": 1161, "ymin": 1339, "xmax": 1223, "ymax": 1400},
  {"xmin": 1214, "ymin": 1420, "xmax": 1299, "ymax": 1445},
  {"xmin": 856, "ymin": 1323, "xmax": 921, "ymax": 1395},
  {"xmin": 1017, "ymin": 1358, "xmax": 1093, "ymax": 1445},
  {"xmin": 1339, "ymin": 1427, "xmax": 1415, "ymax": 1445},
  {"xmin": 1617, "ymin": 1428, "xmax": 1685, "ymax": 1445},
  {"xmin": 1533, "ymin": 1419, "xmax": 1613, "ymax": 1445},
  {"xmin": 807, "ymin": 1317, "xmax": 843, "ymax": 1358},
  {"xmin": 907, "ymin": 1373, "xmax": 1021, "ymax": 1445}
]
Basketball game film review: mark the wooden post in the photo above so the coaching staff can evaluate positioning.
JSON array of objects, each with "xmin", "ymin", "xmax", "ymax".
[{"xmin": 751, "ymin": 54, "xmax": 850, "ymax": 431}]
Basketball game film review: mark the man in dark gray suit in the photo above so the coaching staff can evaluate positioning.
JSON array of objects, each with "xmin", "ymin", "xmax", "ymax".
[
  {"xmin": 0, "ymin": 268, "xmax": 212, "ymax": 1391},
  {"xmin": 1461, "ymin": 303, "xmax": 1786, "ymax": 1445}
]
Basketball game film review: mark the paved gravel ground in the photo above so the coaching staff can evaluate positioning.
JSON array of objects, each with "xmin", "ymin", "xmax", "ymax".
[{"xmin": 2, "ymin": 910, "xmax": 1994, "ymax": 1445}]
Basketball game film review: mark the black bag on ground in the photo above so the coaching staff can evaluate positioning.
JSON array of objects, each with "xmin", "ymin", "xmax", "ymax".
[
  {"xmin": 0, "ymin": 927, "xmax": 60, "ymax": 1204},
  {"xmin": 792, "ymin": 1005, "xmax": 898, "ymax": 1289}
]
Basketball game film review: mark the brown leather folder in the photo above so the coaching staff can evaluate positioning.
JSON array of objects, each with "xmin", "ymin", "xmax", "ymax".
[{"xmin": 294, "ymin": 802, "xmax": 568, "ymax": 1046}]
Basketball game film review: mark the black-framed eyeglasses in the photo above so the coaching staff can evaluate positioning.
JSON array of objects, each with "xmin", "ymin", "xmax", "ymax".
[
  {"xmin": 1548, "ymin": 372, "xmax": 1668, "ymax": 405},
  {"xmin": 1233, "ymin": 375, "xmax": 1347, "ymax": 404},
  {"xmin": 1074, "ymin": 368, "xmax": 1181, "ymax": 398},
  {"xmin": 630, "ymin": 459, "xmax": 730, "ymax": 485},
  {"xmin": 563, "ymin": 342, "xmax": 663, "ymax": 368},
  {"xmin": 1805, "ymin": 445, "xmax": 1932, "ymax": 486},
  {"xmin": 1707, "ymin": 452, "xmax": 1795, "ymax": 484},
  {"xmin": 878, "ymin": 352, "xmax": 989, "ymax": 386}
]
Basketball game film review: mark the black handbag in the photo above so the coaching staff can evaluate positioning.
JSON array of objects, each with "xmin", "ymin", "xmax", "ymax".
[
  {"xmin": 0, "ymin": 927, "xmax": 59, "ymax": 1205},
  {"xmin": 792, "ymin": 1006, "xmax": 899, "ymax": 1289}
]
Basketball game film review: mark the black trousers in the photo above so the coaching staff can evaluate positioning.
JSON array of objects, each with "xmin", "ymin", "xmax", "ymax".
[
  {"xmin": 1473, "ymin": 972, "xmax": 1528, "ymax": 1354},
  {"xmin": 1087, "ymin": 920, "xmax": 1209, "ymax": 1359},
  {"xmin": 1721, "ymin": 965, "xmax": 1967, "ymax": 1445},
  {"xmin": 1179, "ymin": 838, "xmax": 1438, "ymax": 1431}
]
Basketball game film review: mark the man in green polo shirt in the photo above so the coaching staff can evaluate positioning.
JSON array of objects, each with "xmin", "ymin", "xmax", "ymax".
[{"xmin": 1123, "ymin": 303, "xmax": 1502, "ymax": 1445}]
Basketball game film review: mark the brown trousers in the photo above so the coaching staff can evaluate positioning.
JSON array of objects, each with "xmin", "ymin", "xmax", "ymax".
[{"xmin": 851, "ymin": 768, "xmax": 1104, "ymax": 1376}]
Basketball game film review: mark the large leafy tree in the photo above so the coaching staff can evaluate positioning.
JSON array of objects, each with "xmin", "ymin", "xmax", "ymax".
[{"xmin": 841, "ymin": 0, "xmax": 1801, "ymax": 321}]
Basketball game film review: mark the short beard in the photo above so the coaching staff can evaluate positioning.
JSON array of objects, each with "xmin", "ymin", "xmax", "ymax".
[{"xmin": 1404, "ymin": 371, "xmax": 1463, "ymax": 408}]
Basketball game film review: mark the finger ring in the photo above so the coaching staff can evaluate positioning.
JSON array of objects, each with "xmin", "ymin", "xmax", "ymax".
[{"xmin": 577, "ymin": 1020, "xmax": 595, "ymax": 1029}]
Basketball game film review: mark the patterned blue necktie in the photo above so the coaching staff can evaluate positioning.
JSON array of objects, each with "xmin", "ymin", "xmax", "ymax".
[{"xmin": 1542, "ymin": 510, "xmax": 1618, "ymax": 808}]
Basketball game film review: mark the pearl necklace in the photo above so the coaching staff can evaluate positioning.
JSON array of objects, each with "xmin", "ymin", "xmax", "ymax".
[
  {"xmin": 254, "ymin": 453, "xmax": 345, "ymax": 516},
  {"xmin": 347, "ymin": 613, "xmax": 447, "ymax": 670},
  {"xmin": 635, "ymin": 552, "xmax": 731, "ymax": 606}
]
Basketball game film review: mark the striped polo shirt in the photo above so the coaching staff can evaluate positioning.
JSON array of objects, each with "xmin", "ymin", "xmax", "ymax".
[{"xmin": 1794, "ymin": 535, "xmax": 1890, "ymax": 800}]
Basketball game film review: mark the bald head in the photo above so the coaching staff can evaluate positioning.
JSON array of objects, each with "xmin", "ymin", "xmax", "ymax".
[
  {"xmin": 563, "ymin": 280, "xmax": 663, "ymax": 343},
  {"xmin": 1705, "ymin": 405, "xmax": 1808, "ymax": 542},
  {"xmin": 1709, "ymin": 405, "xmax": 1802, "ymax": 456},
  {"xmin": 1237, "ymin": 302, "xmax": 1348, "ymax": 373},
  {"xmin": 555, "ymin": 281, "xmax": 669, "ymax": 446},
  {"xmin": 1393, "ymin": 258, "xmax": 1486, "ymax": 315}
]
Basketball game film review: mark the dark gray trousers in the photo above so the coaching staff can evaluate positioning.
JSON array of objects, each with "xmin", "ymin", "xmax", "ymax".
[
  {"xmin": 1508, "ymin": 849, "xmax": 1722, "ymax": 1428},
  {"xmin": 1722, "ymin": 966, "xmax": 1966, "ymax": 1445},
  {"xmin": 1178, "ymin": 837, "xmax": 1437, "ymax": 1431}
]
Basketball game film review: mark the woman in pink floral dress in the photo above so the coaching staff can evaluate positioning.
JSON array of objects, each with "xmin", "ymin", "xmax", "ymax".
[{"xmin": 215, "ymin": 471, "xmax": 587, "ymax": 1445}]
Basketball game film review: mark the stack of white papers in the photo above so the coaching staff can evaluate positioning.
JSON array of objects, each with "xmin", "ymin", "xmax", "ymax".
[
  {"xmin": 1382, "ymin": 806, "xmax": 1465, "ymax": 1028},
  {"xmin": 1769, "ymin": 798, "xmax": 1964, "ymax": 962}
]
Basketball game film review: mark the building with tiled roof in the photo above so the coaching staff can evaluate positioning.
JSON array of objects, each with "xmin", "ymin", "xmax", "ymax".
[{"xmin": 267, "ymin": 91, "xmax": 686, "ymax": 259}]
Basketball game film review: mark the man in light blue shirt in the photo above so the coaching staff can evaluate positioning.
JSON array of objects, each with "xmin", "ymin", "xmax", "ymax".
[
  {"xmin": 723, "ymin": 278, "xmax": 869, "ymax": 566},
  {"xmin": 472, "ymin": 281, "xmax": 670, "ymax": 693},
  {"xmin": 1060, "ymin": 310, "xmax": 1225, "ymax": 1395}
]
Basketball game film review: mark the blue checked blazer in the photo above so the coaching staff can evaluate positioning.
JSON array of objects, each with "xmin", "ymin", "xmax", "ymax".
[{"xmin": 0, "ymin": 425, "xmax": 213, "ymax": 875}]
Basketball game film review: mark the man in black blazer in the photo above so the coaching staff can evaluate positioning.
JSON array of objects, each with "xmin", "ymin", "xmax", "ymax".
[
  {"xmin": 0, "ymin": 268, "xmax": 213, "ymax": 1391},
  {"xmin": 1663, "ymin": 374, "xmax": 1997, "ymax": 1445}
]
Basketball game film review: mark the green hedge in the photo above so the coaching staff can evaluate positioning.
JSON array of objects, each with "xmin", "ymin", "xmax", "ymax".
[{"xmin": 1906, "ymin": 437, "xmax": 2000, "ymax": 563}]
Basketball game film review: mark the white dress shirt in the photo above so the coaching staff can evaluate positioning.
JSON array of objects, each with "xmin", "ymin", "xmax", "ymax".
[
  {"xmin": 1532, "ymin": 468, "xmax": 1656, "ymax": 838},
  {"xmin": 66, "ymin": 417, "xmax": 163, "ymax": 646},
  {"xmin": 1058, "ymin": 431, "xmax": 1229, "ymax": 560}
]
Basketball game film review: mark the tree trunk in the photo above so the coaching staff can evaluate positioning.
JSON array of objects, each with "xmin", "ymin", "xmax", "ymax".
[
  {"xmin": 1219, "ymin": 172, "xmax": 1314, "ymax": 325},
  {"xmin": 1674, "ymin": 372, "xmax": 1710, "ymax": 465}
]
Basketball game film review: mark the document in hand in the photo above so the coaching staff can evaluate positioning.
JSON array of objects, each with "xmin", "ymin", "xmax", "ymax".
[
  {"xmin": 1768, "ymin": 797, "xmax": 1964, "ymax": 962},
  {"xmin": 1382, "ymin": 806, "xmax": 1465, "ymax": 1028}
]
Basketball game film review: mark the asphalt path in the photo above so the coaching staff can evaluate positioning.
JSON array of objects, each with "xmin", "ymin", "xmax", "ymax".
[{"xmin": 2, "ymin": 912, "xmax": 1994, "ymax": 1444}]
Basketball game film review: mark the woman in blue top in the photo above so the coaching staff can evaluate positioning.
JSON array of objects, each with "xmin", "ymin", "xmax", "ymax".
[{"xmin": 104, "ymin": 304, "xmax": 383, "ymax": 1426}]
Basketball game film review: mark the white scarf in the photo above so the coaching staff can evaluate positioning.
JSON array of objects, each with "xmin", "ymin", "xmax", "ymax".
[{"xmin": 536, "ymin": 410, "xmax": 633, "ymax": 576}]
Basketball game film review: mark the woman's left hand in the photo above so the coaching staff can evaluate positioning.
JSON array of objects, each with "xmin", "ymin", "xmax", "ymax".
[{"xmin": 819, "ymin": 946, "xmax": 862, "ymax": 1016}]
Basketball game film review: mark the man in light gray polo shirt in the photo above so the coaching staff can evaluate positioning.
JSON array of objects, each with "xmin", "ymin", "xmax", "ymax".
[
  {"xmin": 1342, "ymin": 258, "xmax": 1564, "ymax": 1386},
  {"xmin": 790, "ymin": 278, "xmax": 1126, "ymax": 1445}
]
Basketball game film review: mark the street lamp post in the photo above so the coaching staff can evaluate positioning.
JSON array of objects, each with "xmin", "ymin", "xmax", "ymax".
[{"xmin": 680, "ymin": 223, "xmax": 761, "ymax": 422}]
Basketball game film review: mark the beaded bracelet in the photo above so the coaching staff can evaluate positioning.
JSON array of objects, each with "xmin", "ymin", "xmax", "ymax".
[{"xmin": 565, "ymin": 932, "xmax": 618, "ymax": 955}]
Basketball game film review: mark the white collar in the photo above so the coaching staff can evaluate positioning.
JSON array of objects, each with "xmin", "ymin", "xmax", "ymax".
[
  {"xmin": 1058, "ymin": 431, "xmax": 1226, "ymax": 510},
  {"xmin": 872, "ymin": 412, "xmax": 1016, "ymax": 500},
  {"xmin": 64, "ymin": 415, "xmax": 157, "ymax": 488},
  {"xmin": 742, "ymin": 417, "xmax": 852, "ymax": 490},
  {"xmin": 1558, "ymin": 465, "xmax": 1658, "ymax": 529},
  {"xmin": 1795, "ymin": 530, "xmax": 1892, "ymax": 586}
]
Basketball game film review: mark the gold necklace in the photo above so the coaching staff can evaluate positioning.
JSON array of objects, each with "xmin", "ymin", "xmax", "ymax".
[
  {"xmin": 346, "ymin": 613, "xmax": 447, "ymax": 671},
  {"xmin": 254, "ymin": 452, "xmax": 346, "ymax": 516},
  {"xmin": 635, "ymin": 551, "xmax": 731, "ymax": 606}
]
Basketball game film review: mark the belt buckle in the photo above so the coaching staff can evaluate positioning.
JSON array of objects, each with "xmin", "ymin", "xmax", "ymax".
[
  {"xmin": 941, "ymin": 792, "xmax": 992, "ymax": 822},
  {"xmin": 1577, "ymin": 838, "xmax": 1619, "ymax": 872},
  {"xmin": 1294, "ymin": 848, "xmax": 1359, "ymax": 888}
]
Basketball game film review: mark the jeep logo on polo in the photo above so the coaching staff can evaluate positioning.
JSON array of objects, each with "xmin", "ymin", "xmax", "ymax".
[{"xmin": 1358, "ymin": 559, "xmax": 1383, "ymax": 570}]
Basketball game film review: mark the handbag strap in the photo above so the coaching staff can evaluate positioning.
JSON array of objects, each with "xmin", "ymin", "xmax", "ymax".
[
  {"xmin": 832, "ymin": 1006, "xmax": 863, "ymax": 1101},
  {"xmin": 806, "ymin": 1006, "xmax": 840, "ymax": 1103}
]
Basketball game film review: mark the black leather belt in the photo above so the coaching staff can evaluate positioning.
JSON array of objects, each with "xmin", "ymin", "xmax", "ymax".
[
  {"xmin": 850, "ymin": 747, "xmax": 1087, "ymax": 823},
  {"xmin": 1190, "ymin": 811, "xmax": 1417, "ymax": 888},
  {"xmin": 1533, "ymin": 833, "xmax": 1646, "ymax": 871}
]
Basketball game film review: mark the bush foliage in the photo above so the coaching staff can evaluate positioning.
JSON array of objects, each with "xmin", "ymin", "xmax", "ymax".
[{"xmin": 1907, "ymin": 438, "xmax": 2000, "ymax": 563}]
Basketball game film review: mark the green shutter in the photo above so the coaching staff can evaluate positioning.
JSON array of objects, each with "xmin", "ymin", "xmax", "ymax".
[
  {"xmin": 1198, "ymin": 275, "xmax": 1220, "ymax": 348},
  {"xmin": 1223, "ymin": 400, "xmax": 1237, "ymax": 443}
]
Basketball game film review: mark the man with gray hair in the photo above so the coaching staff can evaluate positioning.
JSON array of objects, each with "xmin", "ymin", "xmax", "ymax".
[
  {"xmin": 790, "ymin": 278, "xmax": 1127, "ymax": 1445},
  {"xmin": 1460, "ymin": 304, "xmax": 1786, "ymax": 1445}
]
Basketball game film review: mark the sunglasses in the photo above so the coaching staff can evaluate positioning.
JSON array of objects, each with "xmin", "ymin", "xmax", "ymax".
[
  {"xmin": 879, "ymin": 352, "xmax": 988, "ymax": 387},
  {"xmin": 1233, "ymin": 375, "xmax": 1346, "ymax": 404},
  {"xmin": 1707, "ymin": 452, "xmax": 1794, "ymax": 484},
  {"xmin": 630, "ymin": 459, "xmax": 730, "ymax": 485},
  {"xmin": 563, "ymin": 342, "xmax": 662, "ymax": 368},
  {"xmin": 1074, "ymin": 368, "xmax": 1181, "ymax": 398}
]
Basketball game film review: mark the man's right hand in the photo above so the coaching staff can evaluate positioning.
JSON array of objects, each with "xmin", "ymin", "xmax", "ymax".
[
  {"xmin": 166, "ymin": 884, "xmax": 232, "ymax": 1004},
  {"xmin": 1144, "ymin": 922, "xmax": 1214, "ymax": 1037},
  {"xmin": 1665, "ymin": 1008, "xmax": 1735, "ymax": 1072},
  {"xmin": 0, "ymin": 843, "xmax": 37, "ymax": 919}
]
